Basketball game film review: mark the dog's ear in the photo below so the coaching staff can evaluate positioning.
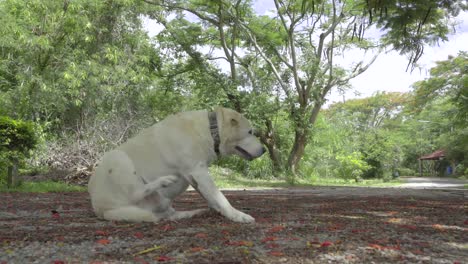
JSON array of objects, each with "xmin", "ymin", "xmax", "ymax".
[{"xmin": 230, "ymin": 118, "xmax": 238, "ymax": 127}]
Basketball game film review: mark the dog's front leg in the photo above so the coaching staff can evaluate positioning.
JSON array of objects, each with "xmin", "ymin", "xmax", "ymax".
[{"xmin": 187, "ymin": 163, "xmax": 254, "ymax": 223}]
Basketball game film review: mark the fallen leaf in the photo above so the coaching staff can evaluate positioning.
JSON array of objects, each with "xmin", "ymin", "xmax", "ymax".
[
  {"xmin": 321, "ymin": 241, "xmax": 333, "ymax": 247},
  {"xmin": 156, "ymin": 255, "xmax": 172, "ymax": 262},
  {"xmin": 269, "ymin": 251, "xmax": 284, "ymax": 256},
  {"xmin": 96, "ymin": 239, "xmax": 110, "ymax": 245},
  {"xmin": 464, "ymin": 220, "xmax": 468, "ymax": 225},
  {"xmin": 195, "ymin": 233, "xmax": 208, "ymax": 239},
  {"xmin": 368, "ymin": 243, "xmax": 400, "ymax": 251},
  {"xmin": 268, "ymin": 225, "xmax": 285, "ymax": 233},
  {"xmin": 161, "ymin": 224, "xmax": 174, "ymax": 232},
  {"xmin": 133, "ymin": 245, "xmax": 161, "ymax": 256},
  {"xmin": 262, "ymin": 236, "xmax": 278, "ymax": 243},
  {"xmin": 432, "ymin": 224, "xmax": 446, "ymax": 231},
  {"xmin": 51, "ymin": 210, "xmax": 60, "ymax": 220},
  {"xmin": 95, "ymin": 230, "xmax": 108, "ymax": 236},
  {"xmin": 307, "ymin": 241, "xmax": 321, "ymax": 248},
  {"xmin": 134, "ymin": 232, "xmax": 144, "ymax": 239},
  {"xmin": 401, "ymin": 224, "xmax": 417, "ymax": 230},
  {"xmin": 266, "ymin": 243, "xmax": 279, "ymax": 249},
  {"xmin": 52, "ymin": 260, "xmax": 65, "ymax": 264},
  {"xmin": 190, "ymin": 247, "xmax": 204, "ymax": 252},
  {"xmin": 369, "ymin": 244, "xmax": 384, "ymax": 250},
  {"xmin": 226, "ymin": 240, "xmax": 254, "ymax": 247}
]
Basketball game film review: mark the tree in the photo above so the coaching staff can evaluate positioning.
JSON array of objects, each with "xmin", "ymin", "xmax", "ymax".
[
  {"xmin": 0, "ymin": 0, "xmax": 163, "ymax": 130},
  {"xmin": 144, "ymin": 0, "xmax": 463, "ymax": 176},
  {"xmin": 411, "ymin": 52, "xmax": 468, "ymax": 175},
  {"xmin": 412, "ymin": 51, "xmax": 468, "ymax": 125}
]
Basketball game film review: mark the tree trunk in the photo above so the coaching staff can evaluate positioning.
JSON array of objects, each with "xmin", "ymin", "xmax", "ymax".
[
  {"xmin": 261, "ymin": 138, "xmax": 283, "ymax": 173},
  {"xmin": 259, "ymin": 120, "xmax": 283, "ymax": 174},
  {"xmin": 287, "ymin": 129, "xmax": 308, "ymax": 175},
  {"xmin": 7, "ymin": 158, "xmax": 19, "ymax": 188}
]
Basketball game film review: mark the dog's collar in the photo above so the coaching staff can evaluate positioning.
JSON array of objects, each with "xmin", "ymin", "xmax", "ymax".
[{"xmin": 208, "ymin": 111, "xmax": 220, "ymax": 156}]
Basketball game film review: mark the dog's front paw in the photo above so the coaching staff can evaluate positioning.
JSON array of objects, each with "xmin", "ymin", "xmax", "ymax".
[{"xmin": 229, "ymin": 210, "xmax": 255, "ymax": 223}]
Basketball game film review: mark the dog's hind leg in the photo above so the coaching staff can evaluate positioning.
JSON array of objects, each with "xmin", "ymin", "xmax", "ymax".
[
  {"xmin": 132, "ymin": 175, "xmax": 179, "ymax": 202},
  {"xmin": 168, "ymin": 208, "xmax": 207, "ymax": 221},
  {"xmin": 103, "ymin": 206, "xmax": 160, "ymax": 222}
]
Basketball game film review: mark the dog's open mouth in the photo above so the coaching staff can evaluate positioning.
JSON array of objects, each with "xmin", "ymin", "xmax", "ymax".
[{"xmin": 235, "ymin": 146, "xmax": 254, "ymax": 160}]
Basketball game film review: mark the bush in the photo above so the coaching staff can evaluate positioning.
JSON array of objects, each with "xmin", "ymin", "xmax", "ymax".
[
  {"xmin": 335, "ymin": 152, "xmax": 370, "ymax": 181},
  {"xmin": 398, "ymin": 167, "xmax": 416, "ymax": 176},
  {"xmin": 0, "ymin": 116, "xmax": 38, "ymax": 187}
]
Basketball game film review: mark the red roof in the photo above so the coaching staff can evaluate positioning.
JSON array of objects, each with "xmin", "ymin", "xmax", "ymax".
[{"xmin": 419, "ymin": 150, "xmax": 446, "ymax": 160}]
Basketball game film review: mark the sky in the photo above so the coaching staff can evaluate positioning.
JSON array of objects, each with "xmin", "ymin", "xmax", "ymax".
[
  {"xmin": 327, "ymin": 11, "xmax": 468, "ymax": 105},
  {"xmin": 143, "ymin": 2, "xmax": 468, "ymax": 106}
]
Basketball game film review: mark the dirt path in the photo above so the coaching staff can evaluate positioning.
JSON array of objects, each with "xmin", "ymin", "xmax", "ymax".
[
  {"xmin": 1, "ymin": 185, "xmax": 467, "ymax": 263},
  {"xmin": 400, "ymin": 177, "xmax": 468, "ymax": 189}
]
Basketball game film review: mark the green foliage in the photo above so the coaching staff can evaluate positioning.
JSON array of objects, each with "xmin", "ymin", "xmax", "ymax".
[
  {"xmin": 0, "ymin": 116, "xmax": 38, "ymax": 154},
  {"xmin": 0, "ymin": 116, "xmax": 38, "ymax": 184},
  {"xmin": 0, "ymin": 0, "xmax": 465, "ymax": 186},
  {"xmin": 335, "ymin": 152, "xmax": 370, "ymax": 181},
  {"xmin": 412, "ymin": 52, "xmax": 468, "ymax": 125}
]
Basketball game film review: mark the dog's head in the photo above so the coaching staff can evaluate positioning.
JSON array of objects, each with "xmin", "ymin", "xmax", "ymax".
[{"xmin": 216, "ymin": 107, "xmax": 265, "ymax": 160}]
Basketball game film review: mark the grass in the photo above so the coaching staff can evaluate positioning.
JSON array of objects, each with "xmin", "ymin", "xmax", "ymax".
[
  {"xmin": 211, "ymin": 167, "xmax": 401, "ymax": 189},
  {"xmin": 0, "ymin": 167, "xmax": 402, "ymax": 193},
  {"xmin": 0, "ymin": 181, "xmax": 86, "ymax": 193}
]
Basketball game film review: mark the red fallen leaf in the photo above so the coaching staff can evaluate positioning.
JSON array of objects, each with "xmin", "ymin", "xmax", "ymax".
[
  {"xmin": 351, "ymin": 229, "xmax": 366, "ymax": 234},
  {"xmin": 401, "ymin": 225, "xmax": 417, "ymax": 230},
  {"xmin": 261, "ymin": 236, "xmax": 278, "ymax": 243},
  {"xmin": 51, "ymin": 210, "xmax": 60, "ymax": 220},
  {"xmin": 411, "ymin": 249, "xmax": 423, "ymax": 255},
  {"xmin": 52, "ymin": 260, "xmax": 65, "ymax": 264},
  {"xmin": 134, "ymin": 232, "xmax": 144, "ymax": 239},
  {"xmin": 268, "ymin": 225, "xmax": 285, "ymax": 233},
  {"xmin": 266, "ymin": 243, "xmax": 279, "ymax": 249},
  {"xmin": 96, "ymin": 239, "xmax": 110, "ymax": 245},
  {"xmin": 195, "ymin": 233, "xmax": 208, "ymax": 239},
  {"xmin": 221, "ymin": 230, "xmax": 230, "ymax": 236},
  {"xmin": 464, "ymin": 220, "xmax": 468, "ymax": 225},
  {"xmin": 269, "ymin": 251, "xmax": 284, "ymax": 256},
  {"xmin": 156, "ymin": 256, "xmax": 172, "ymax": 262},
  {"xmin": 454, "ymin": 261, "xmax": 462, "ymax": 264},
  {"xmin": 190, "ymin": 247, "xmax": 204, "ymax": 252},
  {"xmin": 161, "ymin": 224, "xmax": 174, "ymax": 232},
  {"xmin": 95, "ymin": 230, "xmax": 108, "ymax": 236},
  {"xmin": 321, "ymin": 241, "xmax": 333, "ymax": 247}
]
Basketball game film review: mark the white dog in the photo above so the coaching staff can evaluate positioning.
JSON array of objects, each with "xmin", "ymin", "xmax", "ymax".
[{"xmin": 88, "ymin": 107, "xmax": 265, "ymax": 223}]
